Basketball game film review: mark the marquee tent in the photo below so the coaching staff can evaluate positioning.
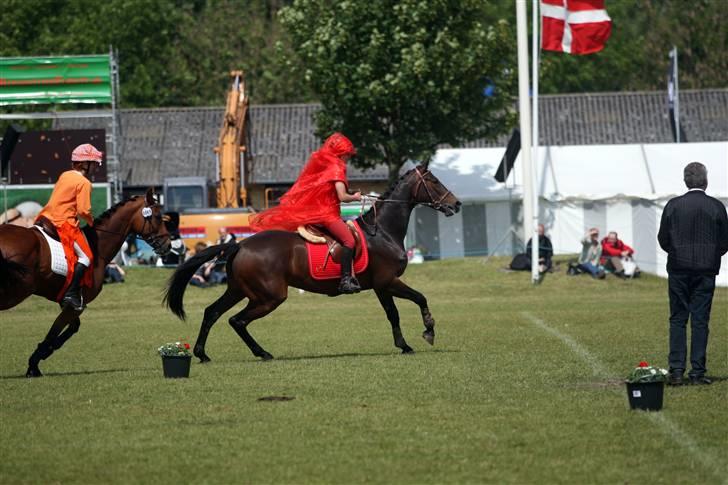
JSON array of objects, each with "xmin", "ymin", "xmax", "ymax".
[{"xmin": 406, "ymin": 142, "xmax": 728, "ymax": 285}]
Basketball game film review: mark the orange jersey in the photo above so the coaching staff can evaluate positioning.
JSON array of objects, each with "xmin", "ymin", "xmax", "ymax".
[{"xmin": 38, "ymin": 170, "xmax": 93, "ymax": 227}]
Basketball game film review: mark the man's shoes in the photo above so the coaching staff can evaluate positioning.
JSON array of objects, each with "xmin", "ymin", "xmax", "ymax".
[
  {"xmin": 688, "ymin": 376, "xmax": 712, "ymax": 385},
  {"xmin": 667, "ymin": 374, "xmax": 684, "ymax": 386}
]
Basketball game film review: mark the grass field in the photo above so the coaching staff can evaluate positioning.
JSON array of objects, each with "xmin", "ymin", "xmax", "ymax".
[{"xmin": 1, "ymin": 257, "xmax": 726, "ymax": 484}]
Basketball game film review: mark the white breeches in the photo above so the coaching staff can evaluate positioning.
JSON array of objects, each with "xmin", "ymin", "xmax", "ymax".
[{"xmin": 73, "ymin": 242, "xmax": 91, "ymax": 267}]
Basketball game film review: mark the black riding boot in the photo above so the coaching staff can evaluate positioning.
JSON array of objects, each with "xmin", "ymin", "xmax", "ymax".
[
  {"xmin": 338, "ymin": 247, "xmax": 361, "ymax": 294},
  {"xmin": 62, "ymin": 263, "xmax": 87, "ymax": 311}
]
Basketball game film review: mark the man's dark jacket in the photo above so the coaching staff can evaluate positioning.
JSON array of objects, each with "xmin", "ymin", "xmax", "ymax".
[{"xmin": 658, "ymin": 190, "xmax": 728, "ymax": 275}]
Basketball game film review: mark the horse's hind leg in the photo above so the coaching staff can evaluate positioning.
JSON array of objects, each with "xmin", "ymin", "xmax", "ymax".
[
  {"xmin": 26, "ymin": 308, "xmax": 77, "ymax": 377},
  {"xmin": 375, "ymin": 289, "xmax": 414, "ymax": 354},
  {"xmin": 228, "ymin": 297, "xmax": 286, "ymax": 361},
  {"xmin": 386, "ymin": 278, "xmax": 435, "ymax": 345},
  {"xmin": 194, "ymin": 288, "xmax": 244, "ymax": 363}
]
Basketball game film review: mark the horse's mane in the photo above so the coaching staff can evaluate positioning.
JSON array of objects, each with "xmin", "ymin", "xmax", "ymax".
[
  {"xmin": 359, "ymin": 170, "xmax": 411, "ymax": 222},
  {"xmin": 93, "ymin": 196, "xmax": 141, "ymax": 226}
]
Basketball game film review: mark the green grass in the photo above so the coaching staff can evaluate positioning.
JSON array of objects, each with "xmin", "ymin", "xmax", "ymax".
[{"xmin": 1, "ymin": 258, "xmax": 726, "ymax": 484}]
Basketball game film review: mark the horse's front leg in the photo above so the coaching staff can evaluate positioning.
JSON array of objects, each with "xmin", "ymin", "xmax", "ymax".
[
  {"xmin": 386, "ymin": 278, "xmax": 435, "ymax": 346},
  {"xmin": 26, "ymin": 307, "xmax": 79, "ymax": 377},
  {"xmin": 374, "ymin": 289, "xmax": 414, "ymax": 354}
]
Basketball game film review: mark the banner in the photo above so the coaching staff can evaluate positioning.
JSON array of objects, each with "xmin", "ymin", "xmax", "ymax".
[{"xmin": 0, "ymin": 55, "xmax": 112, "ymax": 106}]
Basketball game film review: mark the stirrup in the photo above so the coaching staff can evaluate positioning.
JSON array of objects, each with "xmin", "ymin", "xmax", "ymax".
[
  {"xmin": 338, "ymin": 276, "xmax": 361, "ymax": 294},
  {"xmin": 62, "ymin": 291, "xmax": 84, "ymax": 311}
]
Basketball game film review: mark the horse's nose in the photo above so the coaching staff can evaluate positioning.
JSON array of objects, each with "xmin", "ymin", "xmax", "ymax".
[{"xmin": 455, "ymin": 201, "xmax": 462, "ymax": 210}]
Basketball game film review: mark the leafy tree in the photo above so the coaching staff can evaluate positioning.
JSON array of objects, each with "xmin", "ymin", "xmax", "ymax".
[{"xmin": 279, "ymin": 0, "xmax": 517, "ymax": 182}]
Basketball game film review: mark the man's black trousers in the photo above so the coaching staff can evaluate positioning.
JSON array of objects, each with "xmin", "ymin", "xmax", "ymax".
[{"xmin": 668, "ymin": 273, "xmax": 716, "ymax": 378}]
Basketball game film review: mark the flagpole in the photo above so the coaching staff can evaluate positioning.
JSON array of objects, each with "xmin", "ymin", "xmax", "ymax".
[
  {"xmin": 516, "ymin": 0, "xmax": 534, "ymax": 281},
  {"xmin": 530, "ymin": 0, "xmax": 540, "ymax": 284},
  {"xmin": 673, "ymin": 46, "xmax": 680, "ymax": 143}
]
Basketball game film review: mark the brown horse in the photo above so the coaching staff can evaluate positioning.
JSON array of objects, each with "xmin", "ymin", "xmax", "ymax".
[
  {"xmin": 0, "ymin": 188, "xmax": 171, "ymax": 377},
  {"xmin": 165, "ymin": 166, "xmax": 461, "ymax": 362}
]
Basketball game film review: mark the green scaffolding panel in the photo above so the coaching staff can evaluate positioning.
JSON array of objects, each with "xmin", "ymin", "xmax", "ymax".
[
  {"xmin": 0, "ymin": 55, "xmax": 112, "ymax": 106},
  {"xmin": 3, "ymin": 184, "xmax": 111, "ymax": 221}
]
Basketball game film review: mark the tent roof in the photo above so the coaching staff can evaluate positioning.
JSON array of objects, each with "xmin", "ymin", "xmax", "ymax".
[{"xmin": 429, "ymin": 142, "xmax": 728, "ymax": 202}]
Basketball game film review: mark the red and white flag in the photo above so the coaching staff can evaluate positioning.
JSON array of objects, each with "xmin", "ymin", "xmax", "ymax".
[{"xmin": 541, "ymin": 0, "xmax": 612, "ymax": 55}]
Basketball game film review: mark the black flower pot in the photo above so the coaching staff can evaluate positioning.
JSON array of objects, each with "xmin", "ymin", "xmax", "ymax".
[
  {"xmin": 161, "ymin": 355, "xmax": 191, "ymax": 378},
  {"xmin": 626, "ymin": 381, "xmax": 664, "ymax": 411}
]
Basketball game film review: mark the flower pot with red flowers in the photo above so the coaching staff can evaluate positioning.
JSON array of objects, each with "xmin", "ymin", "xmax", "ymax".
[
  {"xmin": 158, "ymin": 341, "xmax": 192, "ymax": 378},
  {"xmin": 625, "ymin": 361, "xmax": 667, "ymax": 411}
]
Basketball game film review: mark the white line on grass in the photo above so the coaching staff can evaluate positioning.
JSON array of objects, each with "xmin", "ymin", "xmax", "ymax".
[{"xmin": 521, "ymin": 311, "xmax": 727, "ymax": 484}]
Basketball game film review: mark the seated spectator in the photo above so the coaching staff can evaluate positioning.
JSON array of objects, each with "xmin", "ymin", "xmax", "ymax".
[
  {"xmin": 217, "ymin": 227, "xmax": 236, "ymax": 245},
  {"xmin": 104, "ymin": 261, "xmax": 126, "ymax": 283},
  {"xmin": 571, "ymin": 228, "xmax": 605, "ymax": 279},
  {"xmin": 189, "ymin": 259, "xmax": 226, "ymax": 288},
  {"xmin": 510, "ymin": 224, "xmax": 553, "ymax": 273},
  {"xmin": 601, "ymin": 231, "xmax": 640, "ymax": 278}
]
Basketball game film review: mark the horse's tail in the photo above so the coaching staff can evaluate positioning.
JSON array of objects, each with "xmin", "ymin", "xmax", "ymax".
[
  {"xmin": 0, "ymin": 248, "xmax": 27, "ymax": 294},
  {"xmin": 163, "ymin": 241, "xmax": 241, "ymax": 321}
]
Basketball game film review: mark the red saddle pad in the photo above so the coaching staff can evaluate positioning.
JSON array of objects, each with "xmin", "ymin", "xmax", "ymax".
[{"xmin": 306, "ymin": 220, "xmax": 369, "ymax": 280}]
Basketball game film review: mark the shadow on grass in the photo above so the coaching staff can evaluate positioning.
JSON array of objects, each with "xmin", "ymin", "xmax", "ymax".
[
  {"xmin": 269, "ymin": 348, "xmax": 460, "ymax": 363},
  {"xmin": 0, "ymin": 367, "xmax": 151, "ymax": 380}
]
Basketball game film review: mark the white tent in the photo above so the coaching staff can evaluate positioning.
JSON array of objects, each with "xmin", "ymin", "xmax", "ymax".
[{"xmin": 407, "ymin": 142, "xmax": 728, "ymax": 286}]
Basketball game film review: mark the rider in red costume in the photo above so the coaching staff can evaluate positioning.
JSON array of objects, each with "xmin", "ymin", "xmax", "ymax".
[{"xmin": 250, "ymin": 133, "xmax": 362, "ymax": 293}]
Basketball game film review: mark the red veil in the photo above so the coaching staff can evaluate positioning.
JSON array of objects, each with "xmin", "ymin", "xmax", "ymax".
[{"xmin": 250, "ymin": 133, "xmax": 356, "ymax": 232}]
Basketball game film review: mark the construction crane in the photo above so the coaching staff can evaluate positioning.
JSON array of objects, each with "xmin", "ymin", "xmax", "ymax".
[{"xmin": 214, "ymin": 70, "xmax": 251, "ymax": 208}]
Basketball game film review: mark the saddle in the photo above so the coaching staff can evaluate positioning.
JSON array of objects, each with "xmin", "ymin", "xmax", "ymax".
[
  {"xmin": 297, "ymin": 220, "xmax": 363, "ymax": 264},
  {"xmin": 35, "ymin": 216, "xmax": 61, "ymax": 242}
]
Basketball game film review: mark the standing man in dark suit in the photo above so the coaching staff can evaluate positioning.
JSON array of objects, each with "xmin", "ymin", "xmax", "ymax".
[{"xmin": 658, "ymin": 162, "xmax": 728, "ymax": 386}]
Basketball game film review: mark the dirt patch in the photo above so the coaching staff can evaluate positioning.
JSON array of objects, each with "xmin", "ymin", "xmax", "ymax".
[{"xmin": 257, "ymin": 396, "xmax": 295, "ymax": 402}]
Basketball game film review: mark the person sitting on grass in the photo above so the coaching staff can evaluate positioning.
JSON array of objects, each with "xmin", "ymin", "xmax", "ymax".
[
  {"xmin": 575, "ymin": 228, "xmax": 605, "ymax": 279},
  {"xmin": 601, "ymin": 231, "xmax": 640, "ymax": 278}
]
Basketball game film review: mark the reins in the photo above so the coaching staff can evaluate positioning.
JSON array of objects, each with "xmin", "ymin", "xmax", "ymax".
[{"xmin": 357, "ymin": 167, "xmax": 453, "ymax": 235}]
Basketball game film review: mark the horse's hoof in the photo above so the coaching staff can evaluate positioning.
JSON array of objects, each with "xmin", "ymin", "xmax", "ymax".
[
  {"xmin": 422, "ymin": 331, "xmax": 435, "ymax": 346},
  {"xmin": 26, "ymin": 367, "xmax": 43, "ymax": 378},
  {"xmin": 198, "ymin": 355, "xmax": 211, "ymax": 364},
  {"xmin": 401, "ymin": 346, "xmax": 415, "ymax": 354},
  {"xmin": 259, "ymin": 352, "xmax": 274, "ymax": 361}
]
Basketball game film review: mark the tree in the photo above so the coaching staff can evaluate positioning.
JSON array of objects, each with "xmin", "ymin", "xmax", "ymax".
[{"xmin": 279, "ymin": 0, "xmax": 517, "ymax": 182}]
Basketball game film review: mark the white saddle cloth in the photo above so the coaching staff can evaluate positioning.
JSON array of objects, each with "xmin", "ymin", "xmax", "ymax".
[{"xmin": 33, "ymin": 226, "xmax": 68, "ymax": 277}]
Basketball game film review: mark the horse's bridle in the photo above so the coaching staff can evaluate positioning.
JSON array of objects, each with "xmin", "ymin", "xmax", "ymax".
[
  {"xmin": 94, "ymin": 203, "xmax": 169, "ymax": 254},
  {"xmin": 412, "ymin": 167, "xmax": 454, "ymax": 211},
  {"xmin": 359, "ymin": 167, "xmax": 454, "ymax": 235}
]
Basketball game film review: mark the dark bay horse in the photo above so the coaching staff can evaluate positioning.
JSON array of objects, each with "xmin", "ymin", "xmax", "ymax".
[
  {"xmin": 0, "ymin": 188, "xmax": 171, "ymax": 377},
  {"xmin": 165, "ymin": 166, "xmax": 461, "ymax": 362}
]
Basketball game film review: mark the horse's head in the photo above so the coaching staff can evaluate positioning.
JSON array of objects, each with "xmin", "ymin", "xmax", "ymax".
[
  {"xmin": 129, "ymin": 188, "xmax": 172, "ymax": 255},
  {"xmin": 410, "ymin": 165, "xmax": 461, "ymax": 216}
]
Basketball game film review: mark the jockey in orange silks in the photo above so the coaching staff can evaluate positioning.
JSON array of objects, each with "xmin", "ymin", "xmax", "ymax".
[
  {"xmin": 250, "ymin": 133, "xmax": 363, "ymax": 293},
  {"xmin": 37, "ymin": 143, "xmax": 102, "ymax": 310}
]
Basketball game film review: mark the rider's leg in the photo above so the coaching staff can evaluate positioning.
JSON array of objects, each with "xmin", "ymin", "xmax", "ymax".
[
  {"xmin": 61, "ymin": 241, "xmax": 90, "ymax": 311},
  {"xmin": 322, "ymin": 219, "xmax": 360, "ymax": 294}
]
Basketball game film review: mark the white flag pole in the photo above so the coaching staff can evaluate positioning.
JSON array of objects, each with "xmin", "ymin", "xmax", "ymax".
[
  {"xmin": 530, "ymin": 0, "xmax": 541, "ymax": 284},
  {"xmin": 516, "ymin": 0, "xmax": 534, "ymax": 279}
]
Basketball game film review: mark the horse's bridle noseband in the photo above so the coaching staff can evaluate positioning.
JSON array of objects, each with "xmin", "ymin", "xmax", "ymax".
[{"xmin": 412, "ymin": 167, "xmax": 454, "ymax": 211}]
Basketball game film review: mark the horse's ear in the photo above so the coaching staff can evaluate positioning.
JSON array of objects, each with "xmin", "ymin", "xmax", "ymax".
[
  {"xmin": 145, "ymin": 187, "xmax": 155, "ymax": 206},
  {"xmin": 422, "ymin": 158, "xmax": 430, "ymax": 169}
]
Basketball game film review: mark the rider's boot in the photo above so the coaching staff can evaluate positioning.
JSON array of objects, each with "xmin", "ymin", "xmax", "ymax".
[
  {"xmin": 338, "ymin": 247, "xmax": 361, "ymax": 294},
  {"xmin": 61, "ymin": 263, "xmax": 87, "ymax": 311}
]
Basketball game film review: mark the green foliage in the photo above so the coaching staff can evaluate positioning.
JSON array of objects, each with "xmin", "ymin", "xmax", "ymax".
[{"xmin": 279, "ymin": 0, "xmax": 517, "ymax": 181}]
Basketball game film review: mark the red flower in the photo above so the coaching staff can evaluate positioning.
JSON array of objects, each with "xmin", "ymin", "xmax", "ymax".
[
  {"xmin": 638, "ymin": 361, "xmax": 649, "ymax": 367},
  {"xmin": 184, "ymin": 343, "xmax": 191, "ymax": 350}
]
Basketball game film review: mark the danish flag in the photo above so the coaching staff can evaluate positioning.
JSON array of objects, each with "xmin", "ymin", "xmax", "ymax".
[{"xmin": 541, "ymin": 0, "xmax": 612, "ymax": 55}]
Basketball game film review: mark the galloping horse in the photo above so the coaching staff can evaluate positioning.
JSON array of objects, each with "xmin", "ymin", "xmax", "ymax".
[
  {"xmin": 0, "ymin": 188, "xmax": 171, "ymax": 377},
  {"xmin": 165, "ymin": 166, "xmax": 461, "ymax": 362}
]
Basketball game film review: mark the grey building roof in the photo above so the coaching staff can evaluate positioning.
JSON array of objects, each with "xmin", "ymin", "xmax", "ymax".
[{"xmin": 54, "ymin": 89, "xmax": 727, "ymax": 187}]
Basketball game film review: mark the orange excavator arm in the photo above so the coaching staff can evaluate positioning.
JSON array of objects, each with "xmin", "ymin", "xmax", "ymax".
[{"xmin": 214, "ymin": 70, "xmax": 250, "ymax": 208}]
